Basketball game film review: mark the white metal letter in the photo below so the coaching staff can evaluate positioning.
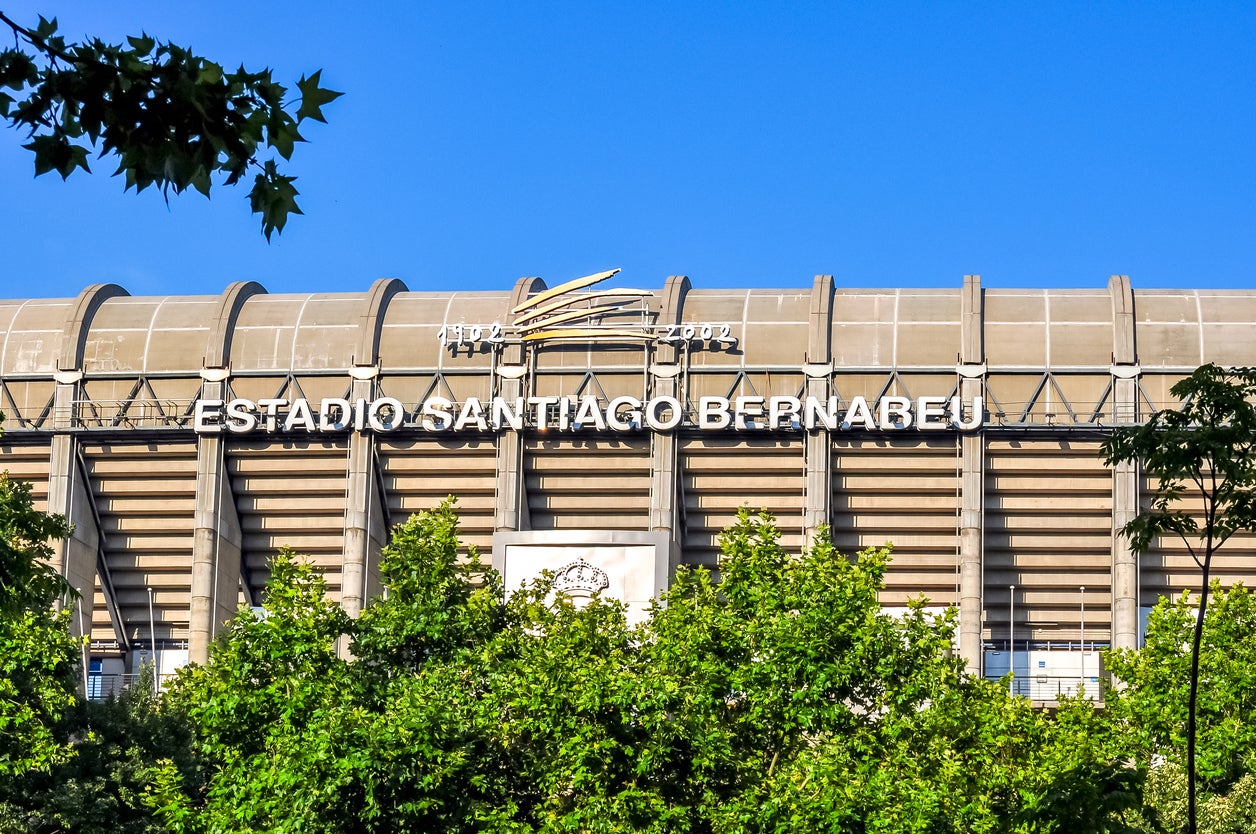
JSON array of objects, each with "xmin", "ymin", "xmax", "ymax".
[
  {"xmin": 803, "ymin": 396, "xmax": 840, "ymax": 430},
  {"xmin": 225, "ymin": 398, "xmax": 258, "ymax": 433},
  {"xmin": 421, "ymin": 396, "xmax": 454, "ymax": 431},
  {"xmin": 768, "ymin": 396, "xmax": 801, "ymax": 429},
  {"xmin": 194, "ymin": 399, "xmax": 224, "ymax": 434},
  {"xmin": 698, "ymin": 397, "xmax": 731, "ymax": 429},
  {"xmin": 645, "ymin": 396, "xmax": 683, "ymax": 431},
  {"xmin": 368, "ymin": 397, "xmax": 405, "ymax": 432},
  {"xmin": 842, "ymin": 396, "xmax": 876, "ymax": 431},
  {"xmin": 951, "ymin": 396, "xmax": 984, "ymax": 431},
  {"xmin": 574, "ymin": 395, "xmax": 609, "ymax": 431},
  {"xmin": 606, "ymin": 396, "xmax": 641, "ymax": 431},
  {"xmin": 319, "ymin": 398, "xmax": 351, "ymax": 431},
  {"xmin": 283, "ymin": 398, "xmax": 316, "ymax": 433},
  {"xmin": 257, "ymin": 398, "xmax": 287, "ymax": 432},
  {"xmin": 454, "ymin": 397, "xmax": 489, "ymax": 432},
  {"xmin": 491, "ymin": 397, "xmax": 525, "ymax": 431},
  {"xmin": 916, "ymin": 396, "xmax": 949, "ymax": 430},
  {"xmin": 878, "ymin": 396, "xmax": 913, "ymax": 429}
]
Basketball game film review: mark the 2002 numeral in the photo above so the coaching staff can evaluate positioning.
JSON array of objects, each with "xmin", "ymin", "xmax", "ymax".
[{"xmin": 660, "ymin": 323, "xmax": 737, "ymax": 346}]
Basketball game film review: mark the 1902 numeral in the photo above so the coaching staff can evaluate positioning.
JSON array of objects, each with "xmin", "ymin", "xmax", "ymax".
[{"xmin": 438, "ymin": 322, "xmax": 506, "ymax": 346}]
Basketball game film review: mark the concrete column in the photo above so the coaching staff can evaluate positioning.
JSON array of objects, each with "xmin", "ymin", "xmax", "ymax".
[
  {"xmin": 649, "ymin": 277, "xmax": 689, "ymax": 549},
  {"xmin": 48, "ymin": 284, "xmax": 127, "ymax": 636},
  {"xmin": 495, "ymin": 277, "xmax": 544, "ymax": 532},
  {"xmin": 340, "ymin": 278, "xmax": 405, "ymax": 617},
  {"xmin": 1112, "ymin": 456, "xmax": 1139, "ymax": 650},
  {"xmin": 187, "ymin": 281, "xmax": 268, "ymax": 664},
  {"xmin": 958, "ymin": 274, "xmax": 986, "ymax": 676},
  {"xmin": 1109, "ymin": 274, "xmax": 1141, "ymax": 651},
  {"xmin": 342, "ymin": 374, "xmax": 387, "ymax": 617},
  {"xmin": 958, "ymin": 431, "xmax": 985, "ymax": 674},
  {"xmin": 494, "ymin": 361, "xmax": 530, "ymax": 532},
  {"xmin": 190, "ymin": 377, "xmax": 243, "ymax": 665},
  {"xmin": 803, "ymin": 274, "xmax": 834, "ymax": 544},
  {"xmin": 47, "ymin": 374, "xmax": 97, "ymax": 629},
  {"xmin": 649, "ymin": 383, "xmax": 680, "ymax": 533}
]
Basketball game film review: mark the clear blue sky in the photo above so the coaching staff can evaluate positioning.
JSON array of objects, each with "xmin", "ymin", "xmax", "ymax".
[{"xmin": 1, "ymin": 1, "xmax": 1253, "ymax": 299}]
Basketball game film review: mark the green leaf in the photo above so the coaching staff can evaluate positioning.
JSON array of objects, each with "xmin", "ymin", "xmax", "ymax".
[
  {"xmin": 34, "ymin": 16, "xmax": 59, "ymax": 40},
  {"xmin": 295, "ymin": 70, "xmax": 343, "ymax": 123},
  {"xmin": 66, "ymin": 143, "xmax": 91, "ymax": 176},
  {"xmin": 249, "ymin": 163, "xmax": 302, "ymax": 240},
  {"xmin": 23, "ymin": 135, "xmax": 60, "ymax": 177},
  {"xmin": 190, "ymin": 167, "xmax": 212, "ymax": 198},
  {"xmin": 265, "ymin": 110, "xmax": 303, "ymax": 160},
  {"xmin": 0, "ymin": 50, "xmax": 37, "ymax": 90},
  {"xmin": 126, "ymin": 33, "xmax": 156, "ymax": 56},
  {"xmin": 196, "ymin": 60, "xmax": 223, "ymax": 86}
]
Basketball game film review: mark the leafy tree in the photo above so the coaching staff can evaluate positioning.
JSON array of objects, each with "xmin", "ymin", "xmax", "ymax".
[
  {"xmin": 0, "ymin": 410, "xmax": 77, "ymax": 817},
  {"xmin": 154, "ymin": 550, "xmax": 355, "ymax": 833},
  {"xmin": 0, "ymin": 412, "xmax": 193, "ymax": 833},
  {"xmin": 1133, "ymin": 766, "xmax": 1256, "ymax": 834},
  {"xmin": 150, "ymin": 511, "xmax": 516, "ymax": 833},
  {"xmin": 152, "ymin": 501, "xmax": 1137, "ymax": 833},
  {"xmin": 0, "ymin": 667, "xmax": 195, "ymax": 834},
  {"xmin": 1102, "ymin": 364, "xmax": 1256, "ymax": 834},
  {"xmin": 1107, "ymin": 583, "xmax": 1256, "ymax": 833},
  {"xmin": 0, "ymin": 11, "xmax": 341, "ymax": 238},
  {"xmin": 0, "ymin": 448, "xmax": 78, "ymax": 784},
  {"xmin": 627, "ymin": 512, "xmax": 1136, "ymax": 833},
  {"xmin": 347, "ymin": 499, "xmax": 515, "ymax": 830}
]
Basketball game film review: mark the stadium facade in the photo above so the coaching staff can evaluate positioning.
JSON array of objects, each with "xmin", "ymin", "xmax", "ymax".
[{"xmin": 2, "ymin": 271, "xmax": 1254, "ymax": 698}]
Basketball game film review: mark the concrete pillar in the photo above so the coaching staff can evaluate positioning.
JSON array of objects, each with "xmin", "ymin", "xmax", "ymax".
[
  {"xmin": 1112, "ymin": 457, "xmax": 1139, "ymax": 650},
  {"xmin": 188, "ymin": 281, "xmax": 265, "ymax": 664},
  {"xmin": 47, "ymin": 374, "xmax": 97, "ymax": 628},
  {"xmin": 648, "ymin": 411, "xmax": 680, "ymax": 533},
  {"xmin": 340, "ymin": 278, "xmax": 406, "ymax": 617},
  {"xmin": 48, "ymin": 283, "xmax": 127, "ymax": 637},
  {"xmin": 190, "ymin": 377, "xmax": 243, "ymax": 665},
  {"xmin": 958, "ymin": 432, "xmax": 985, "ymax": 675},
  {"xmin": 494, "ymin": 357, "xmax": 530, "ymax": 532},
  {"xmin": 496, "ymin": 277, "xmax": 544, "ymax": 532},
  {"xmin": 803, "ymin": 274, "xmax": 834, "ymax": 544},
  {"xmin": 1109, "ymin": 274, "xmax": 1141, "ymax": 651},
  {"xmin": 958, "ymin": 274, "xmax": 986, "ymax": 676},
  {"xmin": 650, "ymin": 277, "xmax": 689, "ymax": 551},
  {"xmin": 342, "ymin": 374, "xmax": 387, "ymax": 617}
]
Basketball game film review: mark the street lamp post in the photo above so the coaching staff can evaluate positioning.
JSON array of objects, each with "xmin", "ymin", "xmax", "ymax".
[
  {"xmin": 1079, "ymin": 585, "xmax": 1086, "ymax": 692},
  {"xmin": 77, "ymin": 588, "xmax": 89, "ymax": 695},
  {"xmin": 148, "ymin": 586, "xmax": 158, "ymax": 697},
  {"xmin": 1009, "ymin": 584, "xmax": 1016, "ymax": 696}
]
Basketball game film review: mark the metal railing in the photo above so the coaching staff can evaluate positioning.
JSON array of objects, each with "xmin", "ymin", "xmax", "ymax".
[
  {"xmin": 86, "ymin": 673, "xmax": 176, "ymax": 701},
  {"xmin": 71, "ymin": 399, "xmax": 195, "ymax": 429},
  {"xmin": 988, "ymin": 673, "xmax": 1108, "ymax": 702}
]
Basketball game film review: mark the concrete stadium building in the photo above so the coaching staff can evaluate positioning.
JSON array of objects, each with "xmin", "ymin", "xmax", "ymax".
[{"xmin": 2, "ymin": 271, "xmax": 1254, "ymax": 698}]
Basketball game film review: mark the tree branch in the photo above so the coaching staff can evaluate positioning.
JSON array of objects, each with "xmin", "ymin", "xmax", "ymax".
[{"xmin": 0, "ymin": 11, "xmax": 77, "ymax": 65}]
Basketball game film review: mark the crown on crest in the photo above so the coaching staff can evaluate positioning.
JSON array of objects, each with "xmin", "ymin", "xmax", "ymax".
[{"xmin": 552, "ymin": 558, "xmax": 610, "ymax": 595}]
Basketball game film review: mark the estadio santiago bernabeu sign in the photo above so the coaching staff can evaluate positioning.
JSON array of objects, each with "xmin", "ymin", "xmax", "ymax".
[{"xmin": 192, "ymin": 394, "xmax": 985, "ymax": 435}]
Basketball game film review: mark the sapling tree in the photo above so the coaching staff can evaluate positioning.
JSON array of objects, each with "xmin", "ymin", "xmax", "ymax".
[
  {"xmin": 1107, "ymin": 583, "xmax": 1256, "ymax": 832},
  {"xmin": 1102, "ymin": 363, "xmax": 1256, "ymax": 834}
]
